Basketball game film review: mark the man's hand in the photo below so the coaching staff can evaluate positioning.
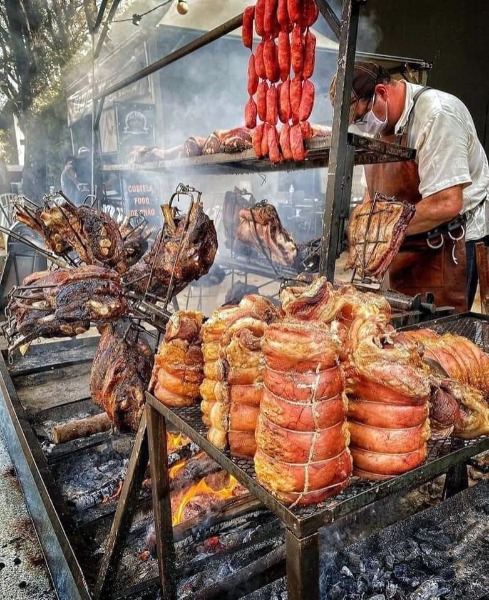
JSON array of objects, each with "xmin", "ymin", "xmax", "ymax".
[{"xmin": 406, "ymin": 184, "xmax": 463, "ymax": 235}]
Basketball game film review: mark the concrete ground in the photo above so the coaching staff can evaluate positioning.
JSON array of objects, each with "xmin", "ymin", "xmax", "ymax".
[{"xmin": 0, "ymin": 432, "xmax": 56, "ymax": 599}]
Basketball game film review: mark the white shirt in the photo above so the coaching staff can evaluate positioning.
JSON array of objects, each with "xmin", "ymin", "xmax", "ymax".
[{"xmin": 397, "ymin": 82, "xmax": 489, "ymax": 241}]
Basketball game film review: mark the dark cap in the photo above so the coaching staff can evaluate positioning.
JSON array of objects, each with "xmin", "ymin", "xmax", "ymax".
[{"xmin": 329, "ymin": 61, "xmax": 392, "ymax": 113}]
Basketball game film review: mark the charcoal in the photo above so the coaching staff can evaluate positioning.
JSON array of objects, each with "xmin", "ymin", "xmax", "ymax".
[
  {"xmin": 368, "ymin": 595, "xmax": 386, "ymax": 600},
  {"xmin": 347, "ymin": 551, "xmax": 363, "ymax": 574},
  {"xmin": 328, "ymin": 582, "xmax": 347, "ymax": 600},
  {"xmin": 420, "ymin": 552, "xmax": 447, "ymax": 573},
  {"xmin": 408, "ymin": 578, "xmax": 450, "ymax": 600},
  {"xmin": 340, "ymin": 565, "xmax": 354, "ymax": 578}
]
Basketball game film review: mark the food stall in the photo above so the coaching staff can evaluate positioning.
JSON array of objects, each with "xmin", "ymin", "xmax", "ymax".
[{"xmin": 0, "ymin": 1, "xmax": 488, "ymax": 600}]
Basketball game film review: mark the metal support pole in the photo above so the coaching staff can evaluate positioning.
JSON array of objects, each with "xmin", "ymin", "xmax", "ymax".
[
  {"xmin": 319, "ymin": 0, "xmax": 365, "ymax": 281},
  {"xmin": 146, "ymin": 403, "xmax": 177, "ymax": 600},
  {"xmin": 443, "ymin": 462, "xmax": 469, "ymax": 499},
  {"xmin": 285, "ymin": 529, "xmax": 320, "ymax": 600},
  {"xmin": 93, "ymin": 412, "xmax": 149, "ymax": 599},
  {"xmin": 315, "ymin": 0, "xmax": 341, "ymax": 40},
  {"xmin": 94, "ymin": 13, "xmax": 243, "ymax": 102}
]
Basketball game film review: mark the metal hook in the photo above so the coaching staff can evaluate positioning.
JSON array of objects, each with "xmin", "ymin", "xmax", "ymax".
[
  {"xmin": 448, "ymin": 224, "xmax": 465, "ymax": 241},
  {"xmin": 427, "ymin": 234, "xmax": 444, "ymax": 250}
]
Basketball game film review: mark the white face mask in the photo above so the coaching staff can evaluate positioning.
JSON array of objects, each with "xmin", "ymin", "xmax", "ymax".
[{"xmin": 349, "ymin": 94, "xmax": 388, "ymax": 136}]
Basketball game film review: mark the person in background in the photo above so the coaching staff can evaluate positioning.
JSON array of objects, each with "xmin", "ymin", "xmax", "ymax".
[
  {"xmin": 330, "ymin": 61, "xmax": 489, "ymax": 312},
  {"xmin": 60, "ymin": 155, "xmax": 81, "ymax": 204}
]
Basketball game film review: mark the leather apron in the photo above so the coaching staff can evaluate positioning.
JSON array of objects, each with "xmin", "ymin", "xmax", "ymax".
[{"xmin": 364, "ymin": 138, "xmax": 468, "ymax": 313}]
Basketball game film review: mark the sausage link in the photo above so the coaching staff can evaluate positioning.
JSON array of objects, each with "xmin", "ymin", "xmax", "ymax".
[
  {"xmin": 266, "ymin": 86, "xmax": 279, "ymax": 125},
  {"xmin": 261, "ymin": 123, "xmax": 271, "ymax": 157},
  {"xmin": 287, "ymin": 0, "xmax": 302, "ymax": 23},
  {"xmin": 303, "ymin": 31, "xmax": 316, "ymax": 79},
  {"xmin": 245, "ymin": 97, "xmax": 258, "ymax": 129},
  {"xmin": 299, "ymin": 79, "xmax": 315, "ymax": 121},
  {"xmin": 264, "ymin": 0, "xmax": 278, "ymax": 37},
  {"xmin": 247, "ymin": 54, "xmax": 259, "ymax": 96},
  {"xmin": 290, "ymin": 75, "xmax": 302, "ymax": 124},
  {"xmin": 302, "ymin": 0, "xmax": 319, "ymax": 28},
  {"xmin": 257, "ymin": 81, "xmax": 269, "ymax": 122},
  {"xmin": 277, "ymin": 0, "xmax": 291, "ymax": 31},
  {"xmin": 290, "ymin": 123, "xmax": 305, "ymax": 161},
  {"xmin": 268, "ymin": 125, "xmax": 282, "ymax": 163},
  {"xmin": 279, "ymin": 79, "xmax": 291, "ymax": 123},
  {"xmin": 300, "ymin": 120, "xmax": 313, "ymax": 140},
  {"xmin": 255, "ymin": 0, "xmax": 265, "ymax": 37},
  {"xmin": 264, "ymin": 39, "xmax": 280, "ymax": 83},
  {"xmin": 279, "ymin": 124, "xmax": 293, "ymax": 160},
  {"xmin": 253, "ymin": 123, "xmax": 265, "ymax": 158},
  {"xmin": 255, "ymin": 42, "xmax": 266, "ymax": 79},
  {"xmin": 278, "ymin": 31, "xmax": 291, "ymax": 82},
  {"xmin": 291, "ymin": 24, "xmax": 304, "ymax": 76},
  {"xmin": 242, "ymin": 6, "xmax": 254, "ymax": 49}
]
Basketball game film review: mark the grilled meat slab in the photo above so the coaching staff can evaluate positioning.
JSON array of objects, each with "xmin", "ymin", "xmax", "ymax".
[
  {"xmin": 90, "ymin": 323, "xmax": 154, "ymax": 432},
  {"xmin": 346, "ymin": 198, "xmax": 415, "ymax": 281},
  {"xmin": 125, "ymin": 200, "xmax": 217, "ymax": 299}
]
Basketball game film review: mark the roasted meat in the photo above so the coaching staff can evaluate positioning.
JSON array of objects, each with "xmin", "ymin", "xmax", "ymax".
[
  {"xmin": 39, "ymin": 202, "xmax": 127, "ymax": 273},
  {"xmin": 255, "ymin": 319, "xmax": 352, "ymax": 506},
  {"xmin": 200, "ymin": 295, "xmax": 279, "ymax": 449},
  {"xmin": 4, "ymin": 266, "xmax": 128, "ymax": 350},
  {"xmin": 149, "ymin": 311, "xmax": 204, "ymax": 407},
  {"xmin": 125, "ymin": 200, "xmax": 217, "ymax": 299},
  {"xmin": 90, "ymin": 322, "xmax": 153, "ymax": 432},
  {"xmin": 119, "ymin": 216, "xmax": 150, "ymax": 267},
  {"xmin": 236, "ymin": 201, "xmax": 298, "ymax": 267},
  {"xmin": 202, "ymin": 128, "xmax": 253, "ymax": 155},
  {"xmin": 14, "ymin": 202, "xmax": 72, "ymax": 255},
  {"xmin": 346, "ymin": 196, "xmax": 415, "ymax": 281},
  {"xmin": 280, "ymin": 277, "xmax": 391, "ymax": 326},
  {"xmin": 345, "ymin": 314, "xmax": 431, "ymax": 480}
]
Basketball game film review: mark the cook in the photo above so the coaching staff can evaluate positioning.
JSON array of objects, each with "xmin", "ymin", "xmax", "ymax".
[{"xmin": 330, "ymin": 61, "xmax": 489, "ymax": 312}]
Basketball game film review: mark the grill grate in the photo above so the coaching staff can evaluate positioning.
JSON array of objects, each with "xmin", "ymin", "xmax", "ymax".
[{"xmin": 150, "ymin": 313, "xmax": 489, "ymax": 536}]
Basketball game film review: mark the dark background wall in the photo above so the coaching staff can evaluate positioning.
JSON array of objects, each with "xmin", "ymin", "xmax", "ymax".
[{"xmin": 359, "ymin": 0, "xmax": 489, "ymax": 153}]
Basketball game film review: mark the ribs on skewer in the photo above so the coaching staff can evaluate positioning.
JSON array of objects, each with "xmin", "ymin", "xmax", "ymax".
[
  {"xmin": 90, "ymin": 321, "xmax": 154, "ymax": 432},
  {"xmin": 4, "ymin": 265, "xmax": 129, "ymax": 351},
  {"xmin": 124, "ymin": 199, "xmax": 218, "ymax": 299},
  {"xmin": 118, "ymin": 215, "xmax": 151, "ymax": 267}
]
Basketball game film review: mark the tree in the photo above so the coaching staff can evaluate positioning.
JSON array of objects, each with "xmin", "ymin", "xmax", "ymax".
[{"xmin": 0, "ymin": 0, "xmax": 93, "ymax": 197}]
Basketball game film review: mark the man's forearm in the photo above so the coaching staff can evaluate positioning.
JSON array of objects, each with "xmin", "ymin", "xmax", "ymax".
[{"xmin": 405, "ymin": 185, "xmax": 463, "ymax": 235}]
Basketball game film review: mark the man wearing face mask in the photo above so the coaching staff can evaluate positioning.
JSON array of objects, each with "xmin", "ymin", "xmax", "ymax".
[{"xmin": 329, "ymin": 61, "xmax": 489, "ymax": 312}]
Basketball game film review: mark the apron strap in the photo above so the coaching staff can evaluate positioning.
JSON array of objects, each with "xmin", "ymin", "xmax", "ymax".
[{"xmin": 396, "ymin": 86, "xmax": 432, "ymax": 146}]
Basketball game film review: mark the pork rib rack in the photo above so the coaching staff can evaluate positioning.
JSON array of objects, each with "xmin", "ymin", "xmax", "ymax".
[
  {"xmin": 346, "ymin": 193, "xmax": 415, "ymax": 281},
  {"xmin": 14, "ymin": 196, "xmax": 128, "ymax": 272},
  {"xmin": 90, "ymin": 322, "xmax": 154, "ymax": 432},
  {"xmin": 125, "ymin": 192, "xmax": 218, "ymax": 300},
  {"xmin": 4, "ymin": 266, "xmax": 129, "ymax": 351}
]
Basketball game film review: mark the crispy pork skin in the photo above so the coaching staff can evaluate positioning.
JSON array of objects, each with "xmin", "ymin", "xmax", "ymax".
[
  {"xmin": 90, "ymin": 323, "xmax": 153, "ymax": 432},
  {"xmin": 261, "ymin": 389, "xmax": 347, "ymax": 431},
  {"xmin": 345, "ymin": 314, "xmax": 430, "ymax": 480},
  {"xmin": 149, "ymin": 311, "xmax": 204, "ymax": 408},
  {"xmin": 236, "ymin": 201, "xmax": 298, "ymax": 267},
  {"xmin": 255, "ymin": 319, "xmax": 351, "ymax": 505},
  {"xmin": 346, "ymin": 198, "xmax": 415, "ymax": 281}
]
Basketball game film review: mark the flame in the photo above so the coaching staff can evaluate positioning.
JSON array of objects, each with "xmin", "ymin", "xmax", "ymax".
[
  {"xmin": 167, "ymin": 432, "xmax": 190, "ymax": 451},
  {"xmin": 169, "ymin": 460, "xmax": 186, "ymax": 479},
  {"xmin": 172, "ymin": 475, "xmax": 239, "ymax": 526}
]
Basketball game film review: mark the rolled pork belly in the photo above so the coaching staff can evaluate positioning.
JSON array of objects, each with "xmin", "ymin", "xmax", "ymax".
[
  {"xmin": 254, "ymin": 448, "xmax": 352, "ymax": 497},
  {"xmin": 350, "ymin": 444, "xmax": 427, "ymax": 479},
  {"xmin": 256, "ymin": 414, "xmax": 349, "ymax": 463},
  {"xmin": 347, "ymin": 398, "xmax": 429, "ymax": 428},
  {"xmin": 347, "ymin": 372, "xmax": 430, "ymax": 406},
  {"xmin": 228, "ymin": 431, "xmax": 257, "ymax": 458},
  {"xmin": 264, "ymin": 364, "xmax": 343, "ymax": 402},
  {"xmin": 348, "ymin": 420, "xmax": 430, "ymax": 454},
  {"xmin": 262, "ymin": 320, "xmax": 339, "ymax": 373},
  {"xmin": 229, "ymin": 383, "xmax": 263, "ymax": 406},
  {"xmin": 261, "ymin": 388, "xmax": 347, "ymax": 431}
]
